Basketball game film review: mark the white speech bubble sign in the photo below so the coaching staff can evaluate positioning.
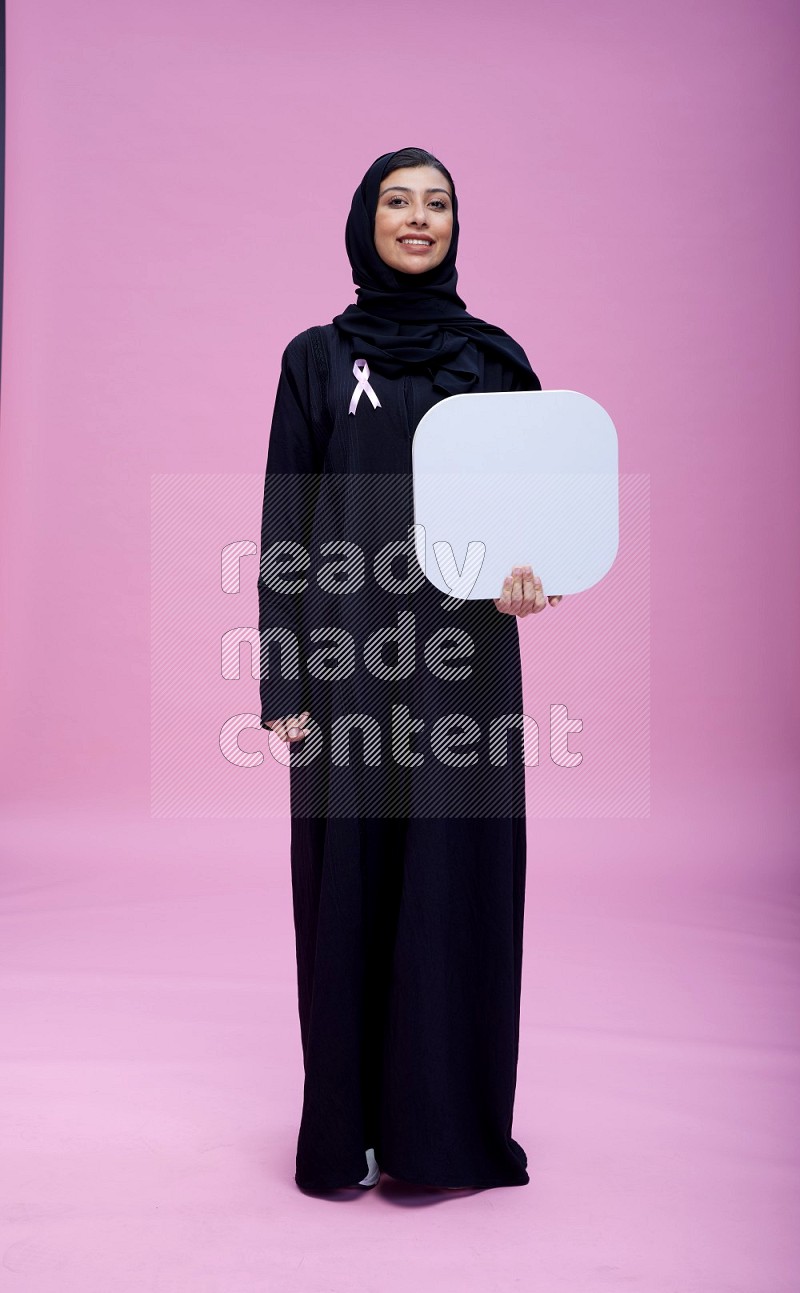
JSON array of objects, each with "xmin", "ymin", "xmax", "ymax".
[{"xmin": 411, "ymin": 390, "xmax": 619, "ymax": 599}]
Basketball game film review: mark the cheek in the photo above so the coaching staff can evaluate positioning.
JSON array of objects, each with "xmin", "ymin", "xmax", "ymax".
[{"xmin": 375, "ymin": 219, "xmax": 395, "ymax": 249}]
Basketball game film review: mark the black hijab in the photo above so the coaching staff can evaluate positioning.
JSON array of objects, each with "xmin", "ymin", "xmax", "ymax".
[{"xmin": 331, "ymin": 149, "xmax": 540, "ymax": 396}]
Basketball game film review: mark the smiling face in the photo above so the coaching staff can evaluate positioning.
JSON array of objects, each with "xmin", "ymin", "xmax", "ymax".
[{"xmin": 373, "ymin": 165, "xmax": 454, "ymax": 274}]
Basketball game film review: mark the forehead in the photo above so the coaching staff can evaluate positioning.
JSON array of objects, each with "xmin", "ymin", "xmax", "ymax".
[{"xmin": 379, "ymin": 165, "xmax": 452, "ymax": 198}]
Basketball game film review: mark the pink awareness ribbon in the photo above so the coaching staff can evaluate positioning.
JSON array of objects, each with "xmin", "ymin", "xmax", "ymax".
[{"xmin": 348, "ymin": 358, "xmax": 382, "ymax": 416}]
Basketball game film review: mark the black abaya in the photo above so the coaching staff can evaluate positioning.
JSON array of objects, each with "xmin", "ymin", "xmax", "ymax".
[{"xmin": 258, "ymin": 323, "xmax": 540, "ymax": 1189}]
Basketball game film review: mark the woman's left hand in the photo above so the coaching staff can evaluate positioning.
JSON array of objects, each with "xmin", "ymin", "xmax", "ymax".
[{"xmin": 494, "ymin": 566, "xmax": 563, "ymax": 616}]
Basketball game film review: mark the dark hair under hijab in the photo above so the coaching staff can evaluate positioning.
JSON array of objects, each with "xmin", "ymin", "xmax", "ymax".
[{"xmin": 331, "ymin": 147, "xmax": 541, "ymax": 397}]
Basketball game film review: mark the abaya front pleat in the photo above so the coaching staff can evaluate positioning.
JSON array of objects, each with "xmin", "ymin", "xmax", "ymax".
[{"xmin": 258, "ymin": 322, "xmax": 540, "ymax": 1190}]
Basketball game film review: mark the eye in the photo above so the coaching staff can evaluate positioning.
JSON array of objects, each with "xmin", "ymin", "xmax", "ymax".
[{"xmin": 385, "ymin": 196, "xmax": 450, "ymax": 209}]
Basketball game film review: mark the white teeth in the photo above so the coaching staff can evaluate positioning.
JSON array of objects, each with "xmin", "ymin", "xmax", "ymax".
[{"xmin": 400, "ymin": 238, "xmax": 432, "ymax": 245}]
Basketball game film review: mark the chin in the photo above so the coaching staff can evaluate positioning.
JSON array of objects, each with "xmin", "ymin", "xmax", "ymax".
[{"xmin": 394, "ymin": 257, "xmax": 437, "ymax": 274}]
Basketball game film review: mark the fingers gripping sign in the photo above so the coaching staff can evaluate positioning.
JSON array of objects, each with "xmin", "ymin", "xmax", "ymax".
[{"xmin": 493, "ymin": 566, "xmax": 564, "ymax": 617}]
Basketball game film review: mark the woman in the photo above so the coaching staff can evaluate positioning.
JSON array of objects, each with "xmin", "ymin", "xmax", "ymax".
[{"xmin": 257, "ymin": 147, "xmax": 562, "ymax": 1193}]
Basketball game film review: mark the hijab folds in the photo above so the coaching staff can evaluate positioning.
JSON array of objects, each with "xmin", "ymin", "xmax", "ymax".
[{"xmin": 331, "ymin": 149, "xmax": 539, "ymax": 396}]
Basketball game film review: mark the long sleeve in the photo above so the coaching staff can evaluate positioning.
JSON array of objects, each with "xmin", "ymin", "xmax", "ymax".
[{"xmin": 257, "ymin": 331, "xmax": 330, "ymax": 725}]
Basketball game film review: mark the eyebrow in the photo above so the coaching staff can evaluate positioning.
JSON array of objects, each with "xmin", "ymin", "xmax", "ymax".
[{"xmin": 379, "ymin": 185, "xmax": 451, "ymax": 197}]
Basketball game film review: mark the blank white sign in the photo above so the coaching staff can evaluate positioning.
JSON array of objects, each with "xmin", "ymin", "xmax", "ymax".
[{"xmin": 411, "ymin": 390, "xmax": 619, "ymax": 600}]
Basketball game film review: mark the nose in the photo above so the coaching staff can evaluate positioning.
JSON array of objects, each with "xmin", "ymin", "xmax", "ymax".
[{"xmin": 408, "ymin": 198, "xmax": 428, "ymax": 226}]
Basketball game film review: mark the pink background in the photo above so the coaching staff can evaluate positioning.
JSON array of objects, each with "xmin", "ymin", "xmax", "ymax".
[{"xmin": 1, "ymin": 0, "xmax": 798, "ymax": 1289}]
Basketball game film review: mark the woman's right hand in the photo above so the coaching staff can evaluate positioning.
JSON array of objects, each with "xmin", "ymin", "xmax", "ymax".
[{"xmin": 263, "ymin": 711, "xmax": 311, "ymax": 743}]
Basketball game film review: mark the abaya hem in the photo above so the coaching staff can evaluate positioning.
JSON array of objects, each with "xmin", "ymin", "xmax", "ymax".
[{"xmin": 296, "ymin": 1167, "xmax": 530, "ymax": 1192}]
